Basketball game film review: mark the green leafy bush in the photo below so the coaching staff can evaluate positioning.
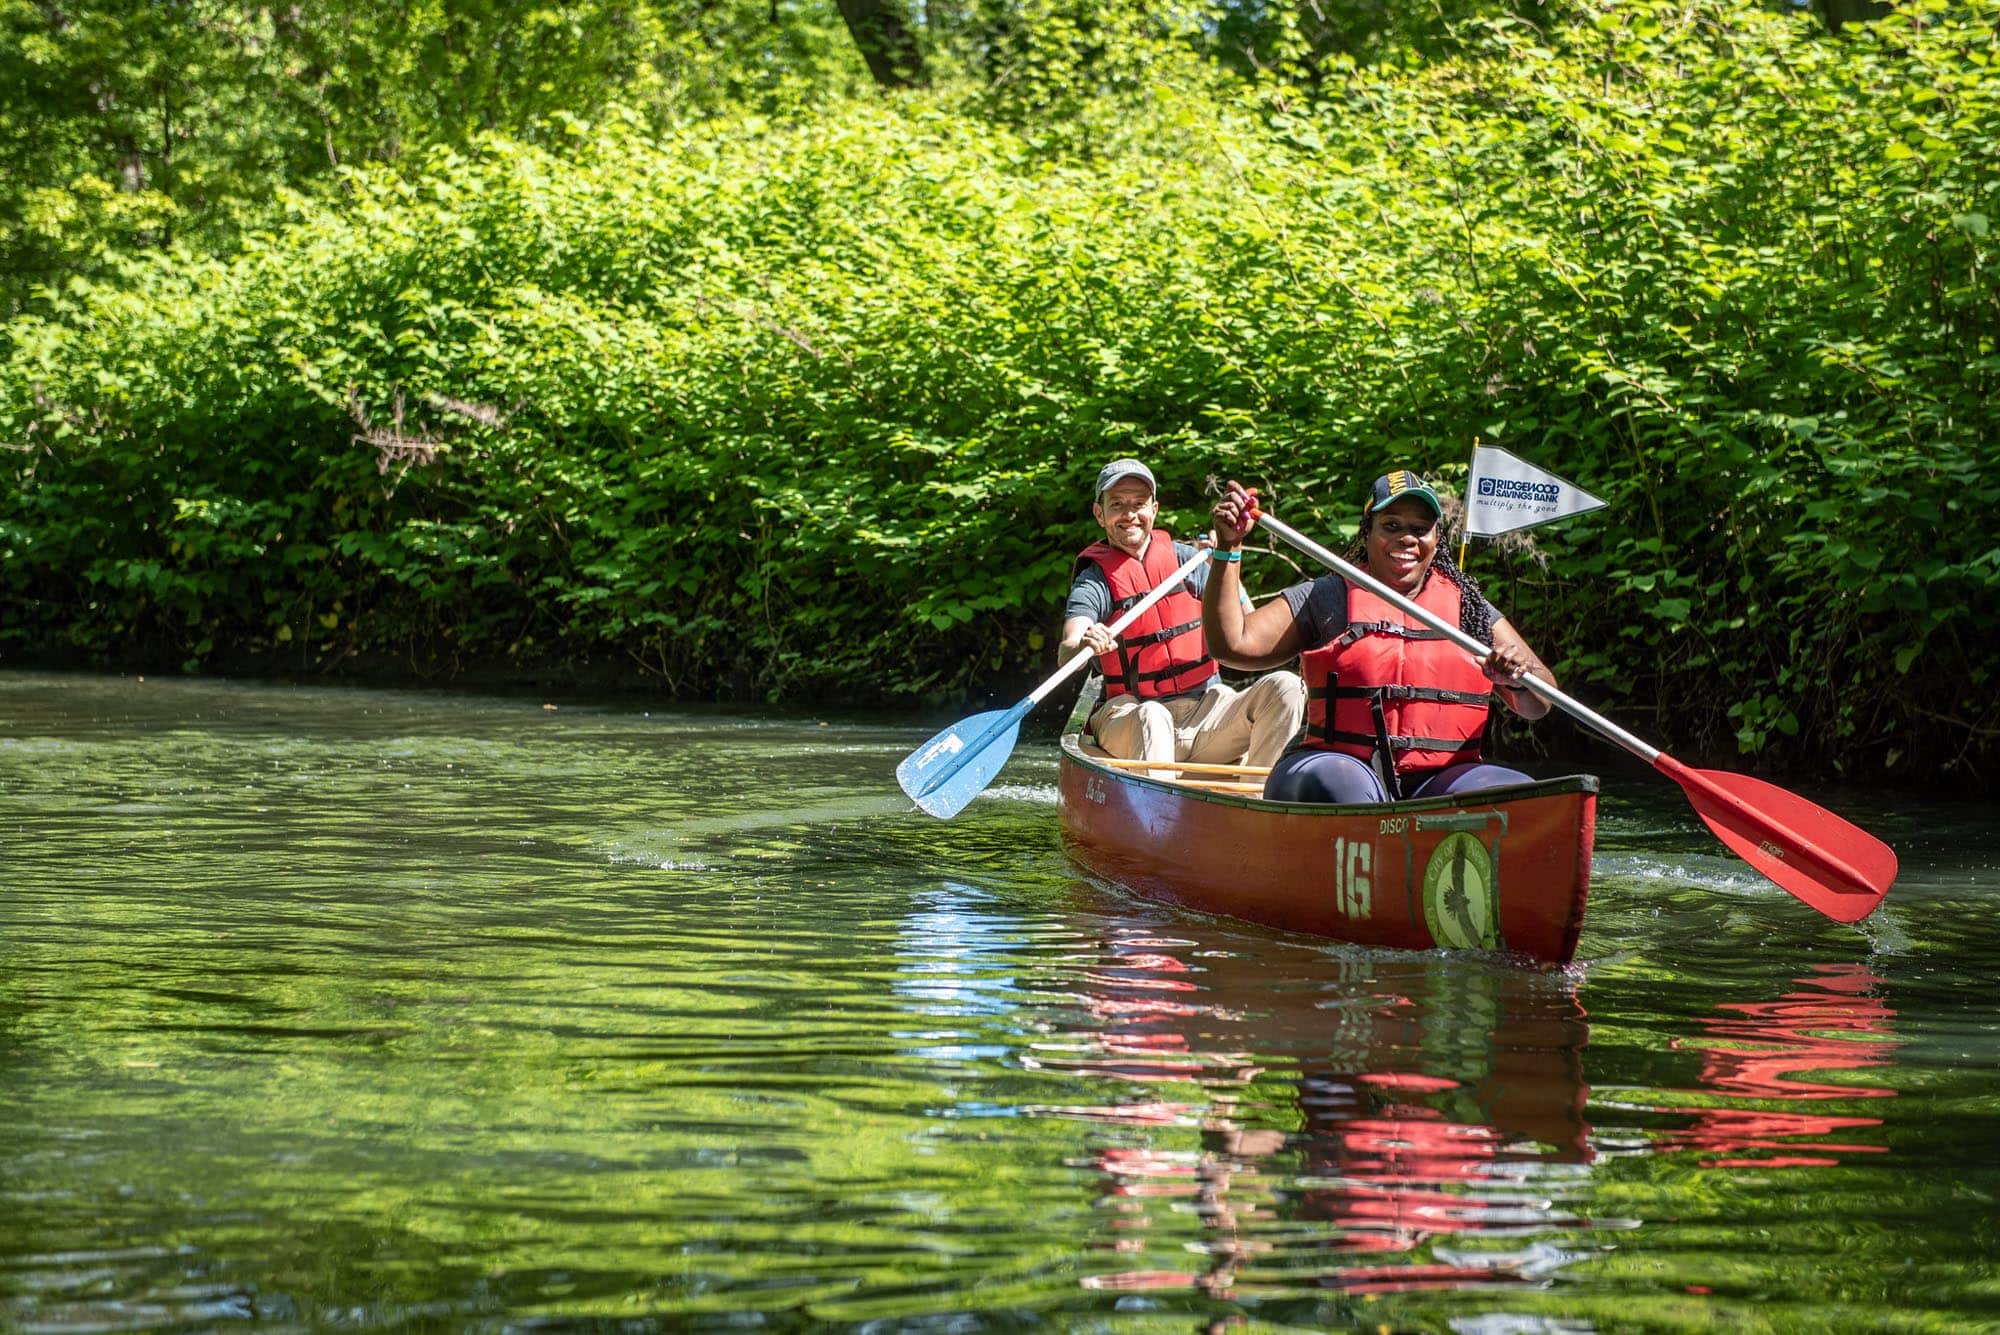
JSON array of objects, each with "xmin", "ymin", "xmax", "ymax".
[{"xmin": 4, "ymin": 0, "xmax": 1996, "ymax": 781}]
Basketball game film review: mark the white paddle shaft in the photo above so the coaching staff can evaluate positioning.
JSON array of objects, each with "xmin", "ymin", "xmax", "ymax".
[
  {"xmin": 1025, "ymin": 547, "xmax": 1212, "ymax": 708},
  {"xmin": 1255, "ymin": 512, "xmax": 1661, "ymax": 764}
]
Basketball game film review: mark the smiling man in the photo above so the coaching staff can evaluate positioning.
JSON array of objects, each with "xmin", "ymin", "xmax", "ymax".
[{"xmin": 1058, "ymin": 458, "xmax": 1305, "ymax": 773}]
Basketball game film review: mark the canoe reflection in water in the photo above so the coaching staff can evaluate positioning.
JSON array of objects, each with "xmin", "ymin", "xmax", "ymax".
[
  {"xmin": 1031, "ymin": 931, "xmax": 1900, "ymax": 1305},
  {"xmin": 1648, "ymin": 962, "xmax": 1899, "ymax": 1170},
  {"xmin": 1033, "ymin": 927, "xmax": 1596, "ymax": 1304}
]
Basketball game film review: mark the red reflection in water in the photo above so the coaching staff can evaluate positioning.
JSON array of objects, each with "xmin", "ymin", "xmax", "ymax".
[
  {"xmin": 1044, "ymin": 928, "xmax": 1594, "ymax": 1300},
  {"xmin": 1314, "ymin": 1106, "xmax": 1510, "ymax": 1248},
  {"xmin": 1280, "ymin": 1071, "xmax": 1583, "ymax": 1295},
  {"xmin": 1024, "ymin": 933, "xmax": 1262, "ymax": 1089},
  {"xmin": 1055, "ymin": 944, "xmax": 1904, "ymax": 1303},
  {"xmin": 1658, "ymin": 963, "xmax": 1899, "ymax": 1168}
]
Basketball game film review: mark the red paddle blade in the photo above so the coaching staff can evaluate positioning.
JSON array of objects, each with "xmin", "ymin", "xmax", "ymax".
[{"xmin": 1656, "ymin": 757, "xmax": 1897, "ymax": 923}]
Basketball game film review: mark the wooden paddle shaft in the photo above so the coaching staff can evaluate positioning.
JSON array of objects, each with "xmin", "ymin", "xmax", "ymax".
[{"xmin": 1094, "ymin": 757, "xmax": 1273, "ymax": 776}]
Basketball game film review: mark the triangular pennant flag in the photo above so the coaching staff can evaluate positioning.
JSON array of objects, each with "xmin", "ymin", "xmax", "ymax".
[{"xmin": 1464, "ymin": 445, "xmax": 1607, "ymax": 537}]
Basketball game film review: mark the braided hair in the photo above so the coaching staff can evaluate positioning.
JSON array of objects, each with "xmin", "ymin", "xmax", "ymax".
[{"xmin": 1345, "ymin": 514, "xmax": 1495, "ymax": 642}]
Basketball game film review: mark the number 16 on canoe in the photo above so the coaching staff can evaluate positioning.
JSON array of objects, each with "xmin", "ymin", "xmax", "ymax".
[{"xmin": 897, "ymin": 547, "xmax": 1214, "ymax": 820}]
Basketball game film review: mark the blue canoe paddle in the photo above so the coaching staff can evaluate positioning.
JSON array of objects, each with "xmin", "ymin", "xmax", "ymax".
[
  {"xmin": 898, "ymin": 545, "xmax": 1213, "ymax": 819},
  {"xmin": 1254, "ymin": 508, "xmax": 1896, "ymax": 923}
]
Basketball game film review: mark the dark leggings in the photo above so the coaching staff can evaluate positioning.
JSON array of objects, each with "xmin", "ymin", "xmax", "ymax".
[{"xmin": 1263, "ymin": 749, "xmax": 1533, "ymax": 804}]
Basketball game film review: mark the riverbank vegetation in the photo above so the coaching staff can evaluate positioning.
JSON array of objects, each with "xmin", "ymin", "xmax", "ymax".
[{"xmin": 3, "ymin": 0, "xmax": 1996, "ymax": 781}]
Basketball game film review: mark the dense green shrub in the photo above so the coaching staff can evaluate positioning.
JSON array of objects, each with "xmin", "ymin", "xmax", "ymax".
[
  {"xmin": 0, "ymin": 0, "xmax": 876, "ymax": 317},
  {"xmin": 4, "ymin": 0, "xmax": 1996, "ymax": 780}
]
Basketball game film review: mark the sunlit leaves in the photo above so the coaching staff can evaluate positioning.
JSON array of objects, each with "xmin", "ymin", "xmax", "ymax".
[{"xmin": 1, "ymin": 0, "xmax": 1998, "ymax": 778}]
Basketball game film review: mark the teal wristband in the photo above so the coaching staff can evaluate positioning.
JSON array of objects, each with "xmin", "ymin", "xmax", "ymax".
[{"xmin": 1211, "ymin": 549, "xmax": 1242, "ymax": 563}]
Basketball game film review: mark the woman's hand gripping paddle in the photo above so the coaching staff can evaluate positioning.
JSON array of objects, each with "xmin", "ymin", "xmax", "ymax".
[
  {"xmin": 1250, "ymin": 502, "xmax": 1895, "ymax": 923},
  {"xmin": 897, "ymin": 546, "xmax": 1214, "ymax": 820}
]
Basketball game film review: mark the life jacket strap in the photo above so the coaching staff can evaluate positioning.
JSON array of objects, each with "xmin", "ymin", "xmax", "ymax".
[
  {"xmin": 1106, "ymin": 650, "xmax": 1217, "ymax": 698},
  {"xmin": 1328, "ymin": 683, "xmax": 1488, "ymax": 703},
  {"xmin": 1322, "ymin": 729, "xmax": 1485, "ymax": 756},
  {"xmin": 1338, "ymin": 620, "xmax": 1452, "ymax": 648},
  {"xmin": 1118, "ymin": 617, "xmax": 1204, "ymax": 651},
  {"xmin": 1314, "ymin": 683, "xmax": 1490, "ymax": 706},
  {"xmin": 1143, "ymin": 656, "xmax": 1213, "ymax": 680},
  {"xmin": 1369, "ymin": 694, "xmax": 1403, "ymax": 801}
]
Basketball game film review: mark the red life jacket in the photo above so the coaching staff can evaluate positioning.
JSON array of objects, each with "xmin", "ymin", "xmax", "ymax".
[
  {"xmin": 1300, "ymin": 574, "xmax": 1491, "ymax": 778},
  {"xmin": 1074, "ymin": 528, "xmax": 1217, "ymax": 700}
]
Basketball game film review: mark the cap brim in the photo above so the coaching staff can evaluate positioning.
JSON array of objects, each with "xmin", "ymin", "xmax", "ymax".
[{"xmin": 1369, "ymin": 486, "xmax": 1442, "ymax": 516}]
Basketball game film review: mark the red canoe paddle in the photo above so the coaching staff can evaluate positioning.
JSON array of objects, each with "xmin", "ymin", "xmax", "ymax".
[{"xmin": 1255, "ymin": 508, "xmax": 1896, "ymax": 924}]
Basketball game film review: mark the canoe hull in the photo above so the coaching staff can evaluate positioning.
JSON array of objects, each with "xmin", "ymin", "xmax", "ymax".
[{"xmin": 1058, "ymin": 737, "xmax": 1597, "ymax": 964}]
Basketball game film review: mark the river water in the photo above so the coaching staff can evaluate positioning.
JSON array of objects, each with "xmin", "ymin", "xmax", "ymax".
[{"xmin": 1, "ymin": 671, "xmax": 1994, "ymax": 1332}]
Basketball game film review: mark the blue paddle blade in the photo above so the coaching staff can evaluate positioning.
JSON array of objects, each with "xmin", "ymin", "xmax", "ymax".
[{"xmin": 896, "ymin": 702, "xmax": 1028, "ymax": 820}]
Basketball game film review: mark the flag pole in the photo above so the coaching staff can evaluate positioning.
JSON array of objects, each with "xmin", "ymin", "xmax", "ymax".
[{"xmin": 1457, "ymin": 436, "xmax": 1478, "ymax": 570}]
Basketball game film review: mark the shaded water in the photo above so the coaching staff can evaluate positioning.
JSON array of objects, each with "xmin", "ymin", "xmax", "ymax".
[{"xmin": 1, "ymin": 671, "xmax": 1995, "ymax": 1332}]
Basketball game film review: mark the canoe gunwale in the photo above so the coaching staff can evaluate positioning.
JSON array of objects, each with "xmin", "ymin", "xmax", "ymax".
[{"xmin": 1059, "ymin": 732, "xmax": 1601, "ymax": 813}]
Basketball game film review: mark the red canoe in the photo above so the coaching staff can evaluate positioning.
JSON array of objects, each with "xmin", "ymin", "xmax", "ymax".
[{"xmin": 1057, "ymin": 734, "xmax": 1598, "ymax": 965}]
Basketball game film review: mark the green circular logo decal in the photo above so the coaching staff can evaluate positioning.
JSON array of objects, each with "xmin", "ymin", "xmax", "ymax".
[{"xmin": 1422, "ymin": 832, "xmax": 1498, "ymax": 950}]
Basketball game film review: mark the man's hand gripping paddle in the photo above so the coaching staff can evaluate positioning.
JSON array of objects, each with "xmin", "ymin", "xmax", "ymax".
[{"xmin": 897, "ymin": 546, "xmax": 1214, "ymax": 820}]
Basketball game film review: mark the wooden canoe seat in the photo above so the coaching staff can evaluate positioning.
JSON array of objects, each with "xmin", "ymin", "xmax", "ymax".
[{"xmin": 1073, "ymin": 743, "xmax": 1272, "ymax": 795}]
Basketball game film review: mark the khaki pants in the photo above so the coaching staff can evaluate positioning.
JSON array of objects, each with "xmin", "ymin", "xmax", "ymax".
[{"xmin": 1089, "ymin": 672, "xmax": 1306, "ymax": 777}]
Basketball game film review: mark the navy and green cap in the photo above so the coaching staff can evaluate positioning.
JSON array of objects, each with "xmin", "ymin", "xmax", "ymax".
[{"xmin": 1366, "ymin": 469, "xmax": 1442, "ymax": 518}]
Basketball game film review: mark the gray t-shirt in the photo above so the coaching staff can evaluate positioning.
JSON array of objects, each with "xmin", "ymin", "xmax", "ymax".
[{"xmin": 1280, "ymin": 573, "xmax": 1501, "ymax": 650}]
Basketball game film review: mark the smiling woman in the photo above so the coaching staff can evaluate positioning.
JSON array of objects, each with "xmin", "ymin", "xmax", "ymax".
[{"xmin": 1203, "ymin": 471, "xmax": 1555, "ymax": 804}]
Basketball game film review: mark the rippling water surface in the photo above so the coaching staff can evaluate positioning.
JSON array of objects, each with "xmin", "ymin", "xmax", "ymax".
[{"xmin": 2, "ymin": 671, "xmax": 1996, "ymax": 1332}]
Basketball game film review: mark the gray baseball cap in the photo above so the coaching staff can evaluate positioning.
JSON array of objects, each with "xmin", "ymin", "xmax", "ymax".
[{"xmin": 1093, "ymin": 458, "xmax": 1157, "ymax": 501}]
